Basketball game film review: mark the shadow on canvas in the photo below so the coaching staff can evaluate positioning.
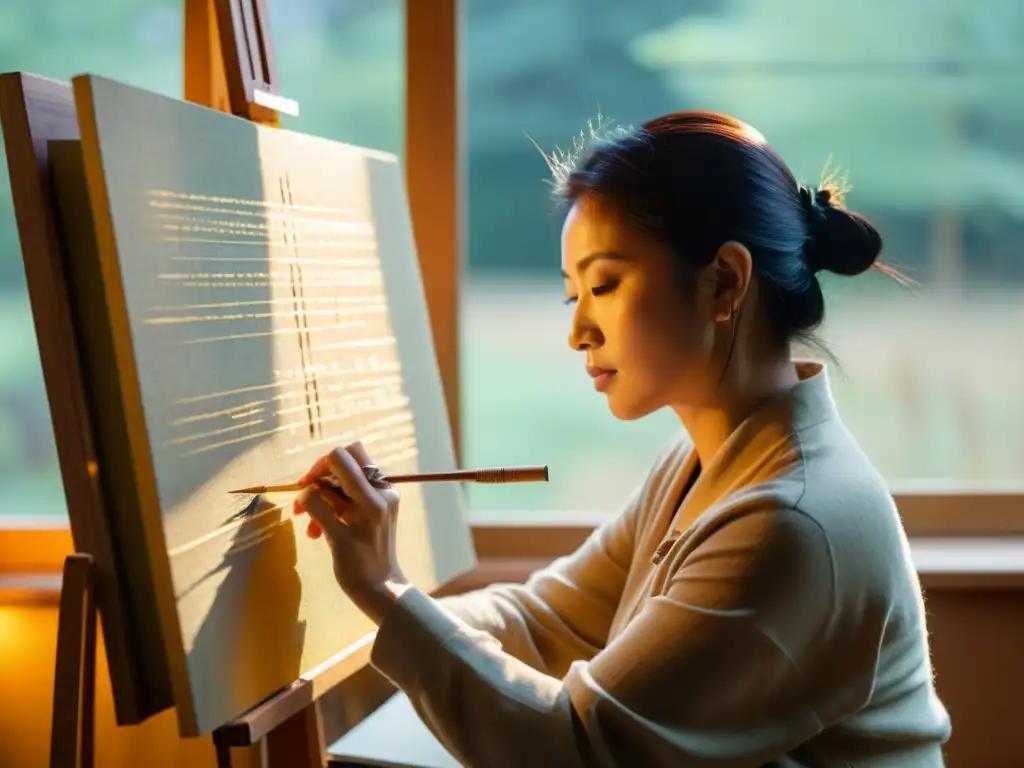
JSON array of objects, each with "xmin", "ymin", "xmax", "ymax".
[{"xmin": 183, "ymin": 493, "xmax": 306, "ymax": 730}]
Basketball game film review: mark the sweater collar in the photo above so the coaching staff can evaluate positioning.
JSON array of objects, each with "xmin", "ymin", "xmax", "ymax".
[{"xmin": 666, "ymin": 361, "xmax": 837, "ymax": 534}]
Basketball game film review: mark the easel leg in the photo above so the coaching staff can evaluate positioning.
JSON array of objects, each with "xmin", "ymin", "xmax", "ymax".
[
  {"xmin": 49, "ymin": 553, "xmax": 96, "ymax": 768},
  {"xmin": 265, "ymin": 702, "xmax": 325, "ymax": 768},
  {"xmin": 215, "ymin": 740, "xmax": 266, "ymax": 768},
  {"xmin": 214, "ymin": 740, "xmax": 232, "ymax": 768}
]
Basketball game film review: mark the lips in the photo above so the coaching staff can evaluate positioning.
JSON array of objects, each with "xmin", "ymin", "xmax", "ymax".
[{"xmin": 586, "ymin": 365, "xmax": 617, "ymax": 393}]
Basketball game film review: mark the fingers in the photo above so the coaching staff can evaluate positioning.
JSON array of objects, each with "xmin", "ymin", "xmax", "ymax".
[
  {"xmin": 344, "ymin": 441, "xmax": 393, "ymax": 492},
  {"xmin": 296, "ymin": 454, "xmax": 332, "ymax": 487},
  {"xmin": 317, "ymin": 484, "xmax": 356, "ymax": 522},
  {"xmin": 298, "ymin": 442, "xmax": 370, "ymax": 485},
  {"xmin": 295, "ymin": 483, "xmax": 351, "ymax": 542},
  {"xmin": 325, "ymin": 443, "xmax": 382, "ymax": 501},
  {"xmin": 293, "ymin": 478, "xmax": 370, "ymax": 539},
  {"xmin": 298, "ymin": 441, "xmax": 379, "ymax": 503},
  {"xmin": 292, "ymin": 495, "xmax": 324, "ymax": 539},
  {"xmin": 294, "ymin": 441, "xmax": 395, "ymax": 543},
  {"xmin": 296, "ymin": 443, "xmax": 363, "ymax": 487},
  {"xmin": 345, "ymin": 440, "xmax": 373, "ymax": 466}
]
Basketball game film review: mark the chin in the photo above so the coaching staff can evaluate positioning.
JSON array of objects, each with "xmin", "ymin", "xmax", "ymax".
[{"xmin": 606, "ymin": 394, "xmax": 659, "ymax": 422}]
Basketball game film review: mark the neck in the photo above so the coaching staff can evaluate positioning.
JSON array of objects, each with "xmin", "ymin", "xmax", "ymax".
[{"xmin": 672, "ymin": 353, "xmax": 799, "ymax": 469}]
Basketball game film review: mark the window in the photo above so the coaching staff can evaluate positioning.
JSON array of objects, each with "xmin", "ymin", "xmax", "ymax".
[
  {"xmin": 0, "ymin": 1, "xmax": 183, "ymax": 524},
  {"xmin": 0, "ymin": 0, "xmax": 405, "ymax": 527},
  {"xmin": 3, "ymin": 1, "xmax": 1021, "ymax": 540},
  {"xmin": 460, "ymin": 2, "xmax": 1024, "ymax": 524}
]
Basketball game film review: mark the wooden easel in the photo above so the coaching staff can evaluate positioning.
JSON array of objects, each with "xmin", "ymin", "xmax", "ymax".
[
  {"xmin": 184, "ymin": 0, "xmax": 297, "ymax": 126},
  {"xmin": 36, "ymin": 1, "xmax": 350, "ymax": 766}
]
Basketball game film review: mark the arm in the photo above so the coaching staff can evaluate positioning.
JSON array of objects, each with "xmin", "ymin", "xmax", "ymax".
[
  {"xmin": 436, "ymin": 483, "xmax": 642, "ymax": 676},
  {"xmin": 371, "ymin": 507, "xmax": 843, "ymax": 768}
]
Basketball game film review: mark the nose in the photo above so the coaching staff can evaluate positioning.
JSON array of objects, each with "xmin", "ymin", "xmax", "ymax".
[{"xmin": 568, "ymin": 301, "xmax": 603, "ymax": 351}]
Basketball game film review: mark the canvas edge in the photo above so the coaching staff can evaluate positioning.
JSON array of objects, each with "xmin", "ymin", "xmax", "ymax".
[{"xmin": 69, "ymin": 73, "xmax": 202, "ymax": 736}]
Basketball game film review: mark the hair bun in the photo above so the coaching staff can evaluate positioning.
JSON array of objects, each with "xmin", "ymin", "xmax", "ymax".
[{"xmin": 799, "ymin": 185, "xmax": 882, "ymax": 277}]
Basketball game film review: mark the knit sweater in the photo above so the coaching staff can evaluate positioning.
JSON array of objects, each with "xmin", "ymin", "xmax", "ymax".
[{"xmin": 370, "ymin": 362, "xmax": 951, "ymax": 766}]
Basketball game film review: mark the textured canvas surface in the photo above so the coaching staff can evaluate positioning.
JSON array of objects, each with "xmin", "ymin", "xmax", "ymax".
[{"xmin": 61, "ymin": 74, "xmax": 476, "ymax": 736}]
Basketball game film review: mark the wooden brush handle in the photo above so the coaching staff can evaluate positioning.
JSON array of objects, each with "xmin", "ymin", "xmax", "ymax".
[
  {"xmin": 385, "ymin": 465, "xmax": 549, "ymax": 484},
  {"xmin": 230, "ymin": 465, "xmax": 549, "ymax": 495},
  {"xmin": 469, "ymin": 465, "xmax": 549, "ymax": 484}
]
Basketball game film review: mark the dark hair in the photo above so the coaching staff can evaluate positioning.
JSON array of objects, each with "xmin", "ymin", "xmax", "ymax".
[{"xmin": 547, "ymin": 111, "xmax": 906, "ymax": 351}]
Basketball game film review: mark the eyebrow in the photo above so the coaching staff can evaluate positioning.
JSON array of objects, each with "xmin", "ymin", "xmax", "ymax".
[{"xmin": 561, "ymin": 251, "xmax": 634, "ymax": 280}]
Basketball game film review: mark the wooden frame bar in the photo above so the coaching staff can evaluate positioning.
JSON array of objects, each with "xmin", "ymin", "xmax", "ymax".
[{"xmin": 406, "ymin": 0, "xmax": 463, "ymax": 462}]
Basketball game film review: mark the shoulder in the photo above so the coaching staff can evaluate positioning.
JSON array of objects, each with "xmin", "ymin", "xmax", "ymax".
[
  {"xmin": 737, "ymin": 413, "xmax": 919, "ymax": 620},
  {"xmin": 792, "ymin": 415, "xmax": 908, "ymax": 563},
  {"xmin": 686, "ymin": 412, "xmax": 905, "ymax": 595},
  {"xmin": 682, "ymin": 502, "xmax": 836, "ymax": 592},
  {"xmin": 663, "ymin": 504, "xmax": 838, "ymax": 663}
]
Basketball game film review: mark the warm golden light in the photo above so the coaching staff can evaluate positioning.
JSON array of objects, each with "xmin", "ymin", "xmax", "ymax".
[{"xmin": 0, "ymin": 605, "xmax": 23, "ymax": 649}]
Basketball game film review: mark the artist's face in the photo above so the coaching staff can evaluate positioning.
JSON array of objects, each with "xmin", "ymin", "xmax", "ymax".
[{"xmin": 561, "ymin": 195, "xmax": 721, "ymax": 420}]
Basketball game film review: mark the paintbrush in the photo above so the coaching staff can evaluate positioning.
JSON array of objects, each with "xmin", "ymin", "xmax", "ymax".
[{"xmin": 228, "ymin": 464, "xmax": 549, "ymax": 495}]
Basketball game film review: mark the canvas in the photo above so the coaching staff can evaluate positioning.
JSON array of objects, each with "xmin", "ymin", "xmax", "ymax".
[{"xmin": 48, "ymin": 74, "xmax": 476, "ymax": 737}]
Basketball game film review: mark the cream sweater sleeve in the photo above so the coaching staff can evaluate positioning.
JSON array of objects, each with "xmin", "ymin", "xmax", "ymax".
[
  {"xmin": 434, "ymin": 485, "xmax": 642, "ymax": 676},
  {"xmin": 370, "ymin": 506, "xmax": 839, "ymax": 768}
]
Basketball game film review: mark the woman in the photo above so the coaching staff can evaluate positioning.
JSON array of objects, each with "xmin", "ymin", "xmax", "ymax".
[{"xmin": 293, "ymin": 112, "xmax": 952, "ymax": 766}]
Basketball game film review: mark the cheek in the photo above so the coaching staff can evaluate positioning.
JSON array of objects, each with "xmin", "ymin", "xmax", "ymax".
[
  {"xmin": 622, "ymin": 296, "xmax": 710, "ymax": 377},
  {"xmin": 604, "ymin": 298, "xmax": 711, "ymax": 419}
]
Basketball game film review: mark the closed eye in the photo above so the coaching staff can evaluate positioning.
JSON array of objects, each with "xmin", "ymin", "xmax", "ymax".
[{"xmin": 563, "ymin": 279, "xmax": 619, "ymax": 305}]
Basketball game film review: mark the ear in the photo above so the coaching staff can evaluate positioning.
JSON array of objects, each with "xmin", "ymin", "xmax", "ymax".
[{"xmin": 709, "ymin": 241, "xmax": 753, "ymax": 322}]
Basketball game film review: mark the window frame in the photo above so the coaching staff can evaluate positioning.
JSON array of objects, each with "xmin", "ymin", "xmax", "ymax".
[{"xmin": 3, "ymin": 0, "xmax": 1024, "ymax": 579}]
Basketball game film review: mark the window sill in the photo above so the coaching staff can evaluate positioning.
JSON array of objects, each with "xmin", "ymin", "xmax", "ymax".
[
  {"xmin": 0, "ymin": 523, "xmax": 73, "ymax": 574},
  {"xmin": 4, "ymin": 535, "xmax": 1024, "ymax": 607},
  {"xmin": 909, "ymin": 537, "xmax": 1024, "ymax": 589},
  {"xmin": 3, "ymin": 491, "xmax": 1022, "ymax": 600},
  {"xmin": 0, "ymin": 572, "xmax": 63, "ymax": 605},
  {"xmin": 463, "ymin": 537, "xmax": 1024, "ymax": 592}
]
